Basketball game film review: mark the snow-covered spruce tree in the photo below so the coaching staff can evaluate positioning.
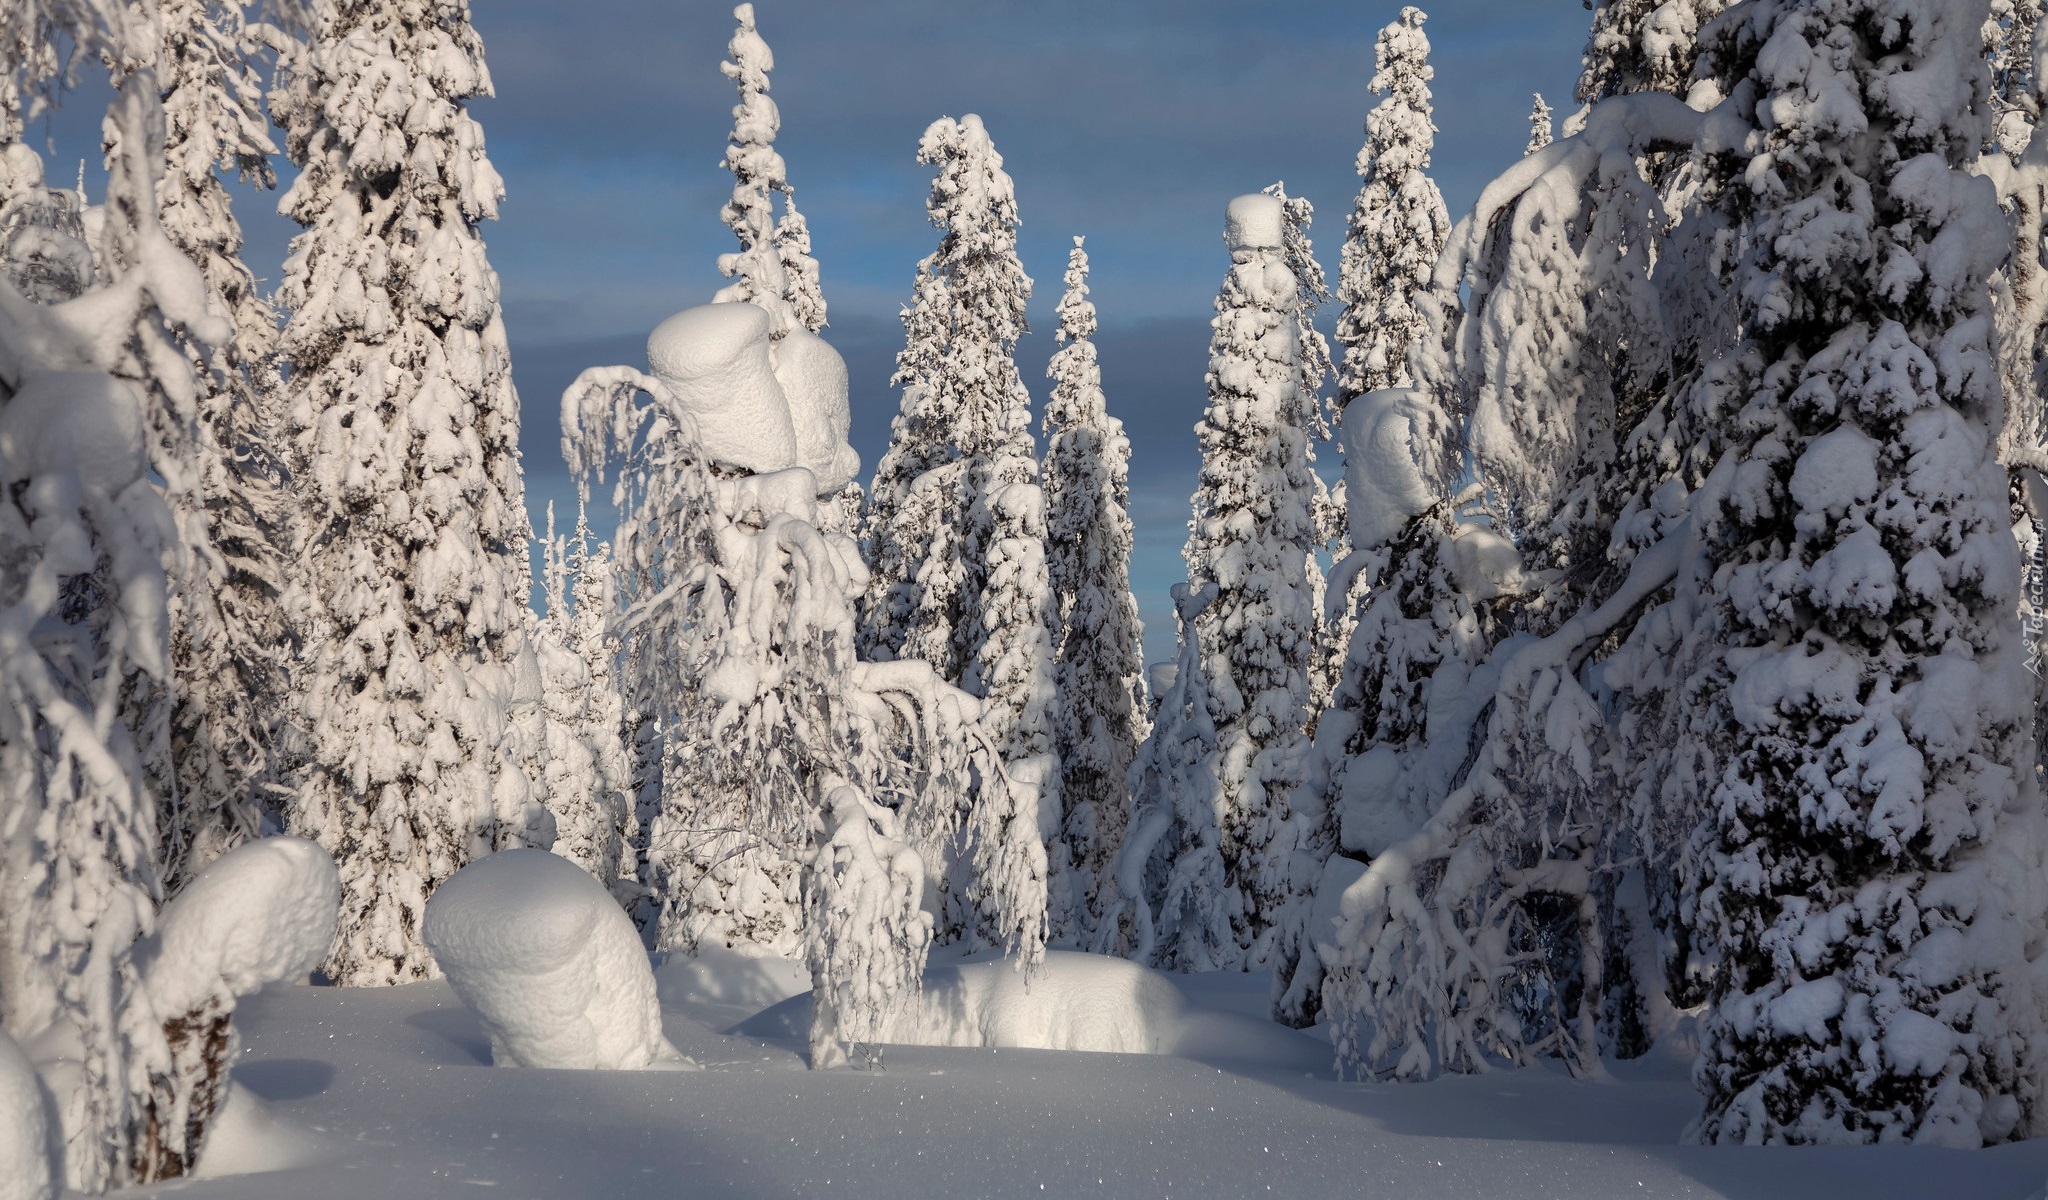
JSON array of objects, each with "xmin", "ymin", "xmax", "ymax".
[
  {"xmin": 1180, "ymin": 193, "xmax": 1321, "ymax": 973},
  {"xmin": 272, "ymin": 0, "xmax": 545, "ymax": 985},
  {"xmin": 1262, "ymin": 182, "xmax": 1338, "ymax": 715},
  {"xmin": 1042, "ymin": 235, "xmax": 1146, "ymax": 943},
  {"xmin": 862, "ymin": 114, "xmax": 1060, "ymax": 948},
  {"xmin": 1099, "ymin": 583, "xmax": 1230, "ymax": 969},
  {"xmin": 1526, "ymin": 93, "xmax": 1553, "ymax": 155},
  {"xmin": 0, "ymin": 24, "xmax": 264, "ymax": 1181},
  {"xmin": 1681, "ymin": 0, "xmax": 2039, "ymax": 1146},
  {"xmin": 535, "ymin": 505, "xmax": 629, "ymax": 890},
  {"xmin": 152, "ymin": 0, "xmax": 299, "ymax": 892},
  {"xmin": 1572, "ymin": 0, "xmax": 1727, "ymax": 119}
]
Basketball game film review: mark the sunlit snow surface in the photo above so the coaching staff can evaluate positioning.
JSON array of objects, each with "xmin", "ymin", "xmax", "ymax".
[{"xmin": 129, "ymin": 948, "xmax": 2048, "ymax": 1199}]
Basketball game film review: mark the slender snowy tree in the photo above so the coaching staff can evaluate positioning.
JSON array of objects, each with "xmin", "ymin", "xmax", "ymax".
[
  {"xmin": 1334, "ymin": 6, "xmax": 1449, "ymax": 409},
  {"xmin": 1680, "ymin": 0, "xmax": 2039, "ymax": 1146},
  {"xmin": 1101, "ymin": 583, "xmax": 1230, "ymax": 970},
  {"xmin": 861, "ymin": 114, "xmax": 1059, "ymax": 947},
  {"xmin": 713, "ymin": 2, "xmax": 811, "ymax": 339},
  {"xmin": 272, "ymin": 0, "xmax": 544, "ymax": 985},
  {"xmin": 535, "ymin": 505, "xmax": 629, "ymax": 890},
  {"xmin": 1526, "ymin": 93, "xmax": 1553, "ymax": 155},
  {"xmin": 1042, "ymin": 236, "xmax": 1146, "ymax": 942},
  {"xmin": 153, "ymin": 0, "xmax": 299, "ymax": 892},
  {"xmin": 1180, "ymin": 193, "xmax": 1322, "ymax": 972}
]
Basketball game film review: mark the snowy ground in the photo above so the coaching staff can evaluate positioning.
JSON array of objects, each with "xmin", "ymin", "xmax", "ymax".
[{"xmin": 124, "ymin": 950, "xmax": 2048, "ymax": 1200}]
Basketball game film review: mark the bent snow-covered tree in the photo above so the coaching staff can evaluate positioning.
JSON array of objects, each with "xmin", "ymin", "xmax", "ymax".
[{"xmin": 274, "ymin": 0, "xmax": 544, "ymax": 985}]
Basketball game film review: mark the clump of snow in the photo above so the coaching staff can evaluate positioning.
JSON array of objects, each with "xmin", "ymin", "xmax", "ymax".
[
  {"xmin": 646, "ymin": 302, "xmax": 798, "ymax": 474},
  {"xmin": 1341, "ymin": 388, "xmax": 1436, "ymax": 549},
  {"xmin": 770, "ymin": 326, "xmax": 859, "ymax": 494},
  {"xmin": 188, "ymin": 1084, "xmax": 326, "ymax": 1180},
  {"xmin": 1224, "ymin": 193, "xmax": 1285, "ymax": 251},
  {"xmin": 422, "ymin": 850, "xmax": 690, "ymax": 1071},
  {"xmin": 0, "ymin": 1028, "xmax": 57, "ymax": 1200},
  {"xmin": 144, "ymin": 838, "xmax": 341, "ymax": 1019},
  {"xmin": 0, "ymin": 370, "xmax": 147, "ymax": 495}
]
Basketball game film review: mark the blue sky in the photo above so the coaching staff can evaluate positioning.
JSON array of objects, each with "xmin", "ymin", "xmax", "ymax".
[{"xmin": 42, "ymin": 1, "xmax": 1593, "ymax": 663}]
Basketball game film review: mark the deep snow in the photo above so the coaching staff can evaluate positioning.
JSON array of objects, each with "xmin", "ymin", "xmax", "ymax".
[{"xmin": 107, "ymin": 947, "xmax": 2048, "ymax": 1199}]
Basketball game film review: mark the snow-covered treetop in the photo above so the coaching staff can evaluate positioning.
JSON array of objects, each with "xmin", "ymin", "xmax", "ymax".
[
  {"xmin": 1333, "ymin": 4, "xmax": 1448, "ymax": 406},
  {"xmin": 1574, "ymin": 0, "xmax": 1727, "ymax": 106},
  {"xmin": 912, "ymin": 112, "xmax": 1033, "ymax": 461},
  {"xmin": 1054, "ymin": 234, "xmax": 1096, "ymax": 346},
  {"xmin": 1526, "ymin": 93, "xmax": 1553, "ymax": 155},
  {"xmin": 714, "ymin": 2, "xmax": 797, "ymax": 337}
]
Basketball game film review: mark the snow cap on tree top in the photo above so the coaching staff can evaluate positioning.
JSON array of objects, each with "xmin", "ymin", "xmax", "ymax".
[{"xmin": 1225, "ymin": 194, "xmax": 1285, "ymax": 251}]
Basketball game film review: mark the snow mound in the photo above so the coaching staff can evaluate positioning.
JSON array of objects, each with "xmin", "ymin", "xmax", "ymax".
[
  {"xmin": 422, "ymin": 850, "xmax": 689, "ymax": 1071},
  {"xmin": 189, "ymin": 1084, "xmax": 325, "ymax": 1180},
  {"xmin": 740, "ymin": 952, "xmax": 1332, "ymax": 1069},
  {"xmin": 647, "ymin": 303, "xmax": 798, "ymax": 475},
  {"xmin": 0, "ymin": 1028, "xmax": 56, "ymax": 1200},
  {"xmin": 1225, "ymin": 193, "xmax": 1285, "ymax": 251},
  {"xmin": 145, "ymin": 838, "xmax": 341, "ymax": 1017},
  {"xmin": 770, "ymin": 327, "xmax": 859, "ymax": 494},
  {"xmin": 1342, "ymin": 388, "xmax": 1436, "ymax": 549},
  {"xmin": 0, "ymin": 370, "xmax": 146, "ymax": 493}
]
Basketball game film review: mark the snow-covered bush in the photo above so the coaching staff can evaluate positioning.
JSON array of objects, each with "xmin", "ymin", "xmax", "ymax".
[
  {"xmin": 803, "ymin": 786, "xmax": 931, "ymax": 1069},
  {"xmin": 136, "ymin": 837, "xmax": 339, "ymax": 1177},
  {"xmin": 422, "ymin": 850, "xmax": 688, "ymax": 1071}
]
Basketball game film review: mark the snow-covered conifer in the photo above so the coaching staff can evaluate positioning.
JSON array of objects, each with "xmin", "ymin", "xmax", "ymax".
[
  {"xmin": 1042, "ymin": 236, "xmax": 1146, "ymax": 942},
  {"xmin": 777, "ymin": 185, "xmax": 826, "ymax": 334},
  {"xmin": 712, "ymin": 3, "xmax": 798, "ymax": 338},
  {"xmin": 805, "ymin": 786, "xmax": 930, "ymax": 1069},
  {"xmin": 153, "ymin": 0, "xmax": 299, "ymax": 892},
  {"xmin": 1572, "ymin": 0, "xmax": 1726, "ymax": 113},
  {"xmin": 1180, "ymin": 194, "xmax": 1322, "ymax": 972},
  {"xmin": 1681, "ymin": 0, "xmax": 2038, "ymax": 1146},
  {"xmin": 1100, "ymin": 583, "xmax": 1231, "ymax": 970},
  {"xmin": 1334, "ymin": 6, "xmax": 1449, "ymax": 409},
  {"xmin": 0, "ymin": 15, "xmax": 249, "ymax": 1181},
  {"xmin": 860, "ymin": 115, "xmax": 1059, "ymax": 949},
  {"xmin": 535, "ymin": 505, "xmax": 629, "ymax": 890},
  {"xmin": 1526, "ymin": 93, "xmax": 1553, "ymax": 155},
  {"xmin": 272, "ymin": 0, "xmax": 543, "ymax": 985}
]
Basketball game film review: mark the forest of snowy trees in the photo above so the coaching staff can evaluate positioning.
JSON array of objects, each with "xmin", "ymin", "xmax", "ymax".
[{"xmin": 7, "ymin": 0, "xmax": 2048, "ymax": 1191}]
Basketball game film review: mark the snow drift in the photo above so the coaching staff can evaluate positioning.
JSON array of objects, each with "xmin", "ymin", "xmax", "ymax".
[
  {"xmin": 422, "ymin": 850, "xmax": 689, "ymax": 1070},
  {"xmin": 0, "ymin": 1028, "xmax": 57, "ymax": 1200},
  {"xmin": 742, "ymin": 950, "xmax": 1325, "ymax": 1067}
]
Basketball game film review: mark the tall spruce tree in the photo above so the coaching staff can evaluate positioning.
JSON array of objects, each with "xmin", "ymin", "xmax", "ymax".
[
  {"xmin": 861, "ymin": 114, "xmax": 1061, "ymax": 946},
  {"xmin": 154, "ymin": 0, "xmax": 299, "ymax": 891},
  {"xmin": 1682, "ymin": 0, "xmax": 2038, "ymax": 1146},
  {"xmin": 1042, "ymin": 236, "xmax": 1145, "ymax": 942},
  {"xmin": 273, "ymin": 0, "xmax": 543, "ymax": 985},
  {"xmin": 1181, "ymin": 194, "xmax": 1322, "ymax": 971}
]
